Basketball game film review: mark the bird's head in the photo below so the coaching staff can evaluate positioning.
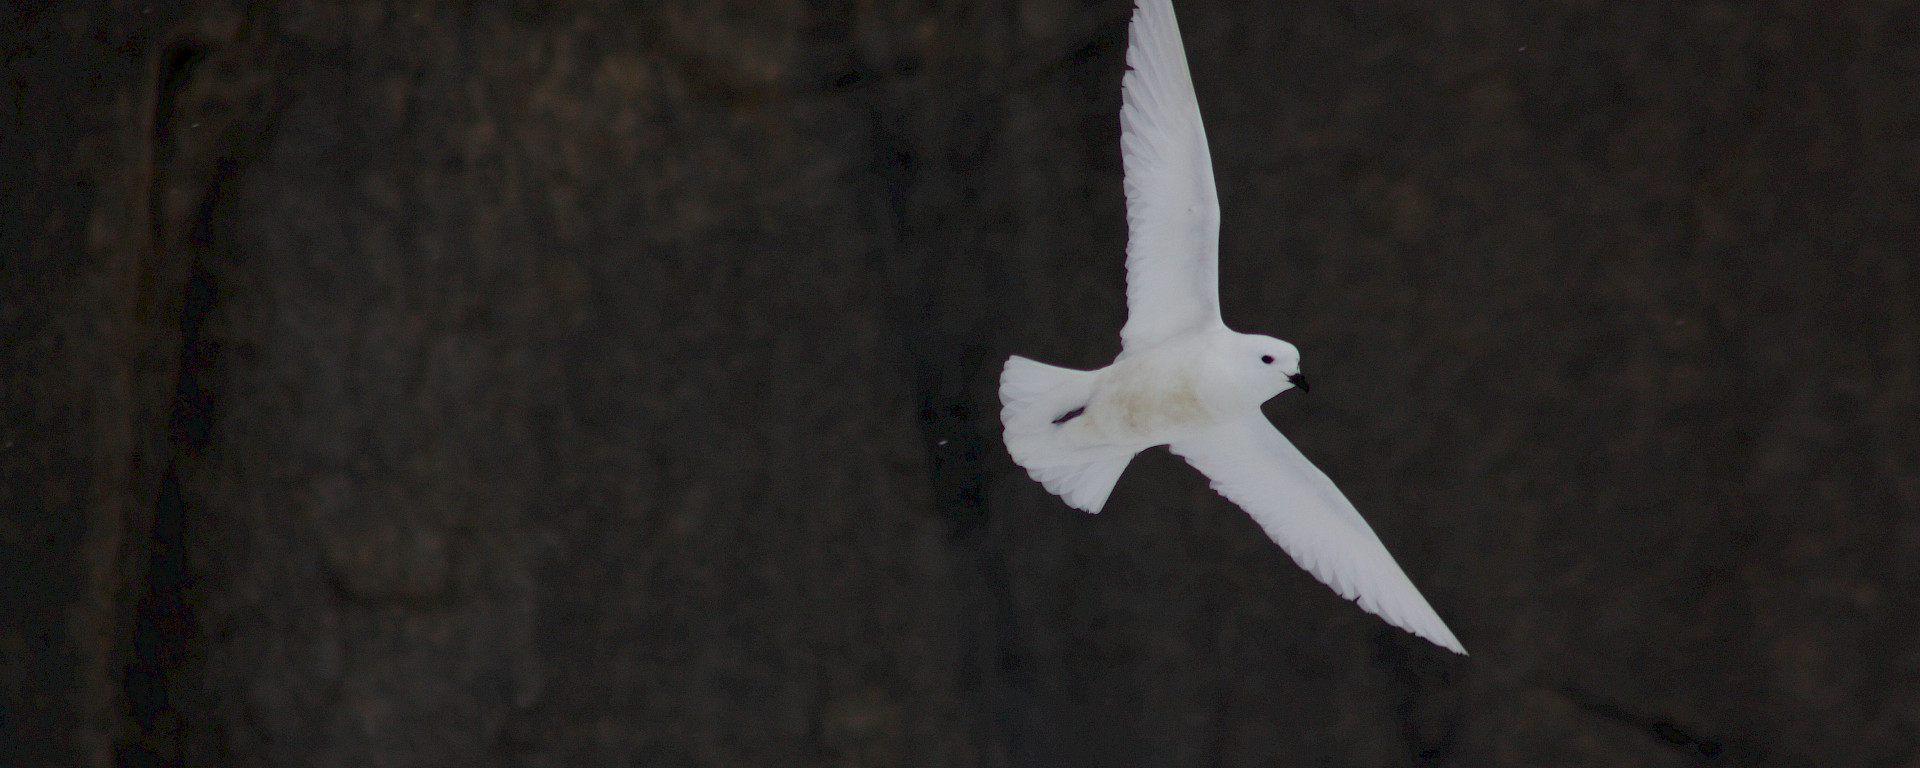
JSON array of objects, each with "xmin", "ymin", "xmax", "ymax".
[{"xmin": 1223, "ymin": 333, "xmax": 1307, "ymax": 401}]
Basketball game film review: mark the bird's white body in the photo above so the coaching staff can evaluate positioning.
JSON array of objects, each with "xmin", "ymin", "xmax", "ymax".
[
  {"xmin": 1000, "ymin": 0, "xmax": 1466, "ymax": 655},
  {"xmin": 1007, "ymin": 328, "xmax": 1295, "ymax": 454},
  {"xmin": 1067, "ymin": 334, "xmax": 1245, "ymax": 443},
  {"xmin": 1080, "ymin": 341, "xmax": 1224, "ymax": 442}
]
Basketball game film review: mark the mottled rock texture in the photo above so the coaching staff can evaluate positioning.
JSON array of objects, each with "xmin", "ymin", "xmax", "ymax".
[{"xmin": 6, "ymin": 0, "xmax": 1918, "ymax": 766}]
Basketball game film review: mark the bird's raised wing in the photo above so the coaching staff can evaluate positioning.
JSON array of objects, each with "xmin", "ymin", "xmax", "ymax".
[
  {"xmin": 1117, "ymin": 0, "xmax": 1224, "ymax": 354},
  {"xmin": 1169, "ymin": 415, "xmax": 1466, "ymax": 654}
]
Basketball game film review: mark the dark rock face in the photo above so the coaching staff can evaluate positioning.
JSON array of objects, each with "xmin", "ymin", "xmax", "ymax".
[{"xmin": 6, "ymin": 0, "xmax": 1918, "ymax": 766}]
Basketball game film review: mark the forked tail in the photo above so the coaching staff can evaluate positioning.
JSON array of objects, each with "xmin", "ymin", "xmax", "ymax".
[{"xmin": 999, "ymin": 356, "xmax": 1139, "ymax": 513}]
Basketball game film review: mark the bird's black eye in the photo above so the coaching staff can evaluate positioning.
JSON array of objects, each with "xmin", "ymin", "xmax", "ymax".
[{"xmin": 1261, "ymin": 355, "xmax": 1274, "ymax": 364}]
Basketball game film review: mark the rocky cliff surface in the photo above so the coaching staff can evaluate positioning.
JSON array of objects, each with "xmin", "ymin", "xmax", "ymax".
[{"xmin": 6, "ymin": 1, "xmax": 1917, "ymax": 766}]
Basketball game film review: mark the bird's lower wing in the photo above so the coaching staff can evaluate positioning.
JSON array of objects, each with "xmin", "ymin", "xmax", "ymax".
[{"xmin": 1169, "ymin": 415, "xmax": 1465, "ymax": 654}]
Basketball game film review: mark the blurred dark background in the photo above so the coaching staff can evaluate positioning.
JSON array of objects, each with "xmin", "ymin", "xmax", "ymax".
[{"xmin": 5, "ymin": 0, "xmax": 1918, "ymax": 765}]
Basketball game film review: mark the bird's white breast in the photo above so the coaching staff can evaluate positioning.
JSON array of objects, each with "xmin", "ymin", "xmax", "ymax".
[{"xmin": 1080, "ymin": 337, "xmax": 1237, "ymax": 445}]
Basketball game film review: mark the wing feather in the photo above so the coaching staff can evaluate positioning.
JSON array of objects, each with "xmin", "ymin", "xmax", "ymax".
[
  {"xmin": 1170, "ymin": 416, "xmax": 1466, "ymax": 654},
  {"xmin": 1118, "ymin": 0, "xmax": 1224, "ymax": 354}
]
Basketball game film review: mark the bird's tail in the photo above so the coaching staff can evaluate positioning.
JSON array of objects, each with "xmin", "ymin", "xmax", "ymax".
[{"xmin": 1000, "ymin": 356, "xmax": 1139, "ymax": 513}]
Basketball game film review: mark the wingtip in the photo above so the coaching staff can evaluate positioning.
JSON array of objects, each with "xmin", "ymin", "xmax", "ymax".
[
  {"xmin": 1345, "ymin": 562, "xmax": 1467, "ymax": 655},
  {"xmin": 1415, "ymin": 622, "xmax": 1467, "ymax": 656},
  {"xmin": 1396, "ymin": 605, "xmax": 1467, "ymax": 656}
]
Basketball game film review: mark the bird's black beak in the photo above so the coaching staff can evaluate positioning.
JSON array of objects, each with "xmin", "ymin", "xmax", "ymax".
[{"xmin": 1288, "ymin": 372, "xmax": 1309, "ymax": 393}]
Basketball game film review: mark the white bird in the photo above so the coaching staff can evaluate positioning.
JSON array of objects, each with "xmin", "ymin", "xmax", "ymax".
[{"xmin": 999, "ymin": 0, "xmax": 1465, "ymax": 655}]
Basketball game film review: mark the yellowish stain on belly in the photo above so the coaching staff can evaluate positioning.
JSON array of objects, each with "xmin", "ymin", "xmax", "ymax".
[{"xmin": 1101, "ymin": 375, "xmax": 1212, "ymax": 437}]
